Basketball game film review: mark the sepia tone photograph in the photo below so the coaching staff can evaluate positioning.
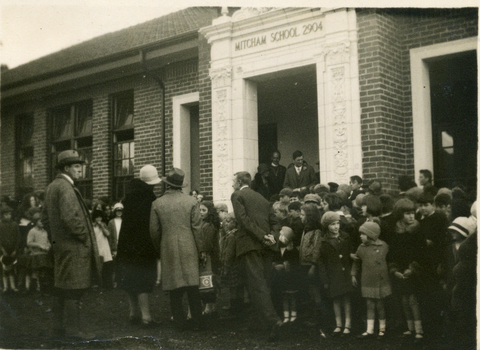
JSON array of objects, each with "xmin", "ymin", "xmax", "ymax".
[{"xmin": 0, "ymin": 0, "xmax": 477, "ymax": 349}]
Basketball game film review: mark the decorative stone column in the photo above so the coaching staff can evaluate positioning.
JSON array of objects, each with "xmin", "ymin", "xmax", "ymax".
[{"xmin": 316, "ymin": 9, "xmax": 362, "ymax": 185}]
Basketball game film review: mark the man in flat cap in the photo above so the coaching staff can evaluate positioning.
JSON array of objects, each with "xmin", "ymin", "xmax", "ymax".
[{"xmin": 42, "ymin": 150, "xmax": 101, "ymax": 340}]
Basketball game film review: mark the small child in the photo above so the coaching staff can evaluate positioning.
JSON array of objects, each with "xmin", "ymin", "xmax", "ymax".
[
  {"xmin": 288, "ymin": 201, "xmax": 304, "ymax": 247},
  {"xmin": 0, "ymin": 206, "xmax": 20, "ymax": 292},
  {"xmin": 92, "ymin": 210, "xmax": 113, "ymax": 288},
  {"xmin": 26, "ymin": 212, "xmax": 52, "ymax": 293},
  {"xmin": 318, "ymin": 211, "xmax": 353, "ymax": 336},
  {"xmin": 352, "ymin": 220, "xmax": 391, "ymax": 338},
  {"xmin": 274, "ymin": 226, "xmax": 300, "ymax": 323},
  {"xmin": 220, "ymin": 213, "xmax": 244, "ymax": 316}
]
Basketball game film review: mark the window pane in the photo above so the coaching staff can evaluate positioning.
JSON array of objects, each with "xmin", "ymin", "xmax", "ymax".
[
  {"xmin": 115, "ymin": 161, "xmax": 122, "ymax": 176},
  {"xmin": 114, "ymin": 92, "xmax": 134, "ymax": 128},
  {"xmin": 19, "ymin": 115, "xmax": 34, "ymax": 145},
  {"xmin": 130, "ymin": 142, "xmax": 134, "ymax": 158},
  {"xmin": 53, "ymin": 106, "xmax": 73, "ymax": 140},
  {"xmin": 122, "ymin": 160, "xmax": 129, "ymax": 175},
  {"xmin": 75, "ymin": 101, "xmax": 93, "ymax": 136},
  {"xmin": 122, "ymin": 143, "xmax": 129, "ymax": 159}
]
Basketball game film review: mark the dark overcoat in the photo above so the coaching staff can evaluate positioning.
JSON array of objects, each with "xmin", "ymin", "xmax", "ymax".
[
  {"xmin": 116, "ymin": 179, "xmax": 157, "ymax": 293},
  {"xmin": 42, "ymin": 174, "xmax": 101, "ymax": 289}
]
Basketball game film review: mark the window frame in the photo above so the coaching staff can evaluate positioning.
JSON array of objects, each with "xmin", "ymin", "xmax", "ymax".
[{"xmin": 111, "ymin": 90, "xmax": 135, "ymax": 201}]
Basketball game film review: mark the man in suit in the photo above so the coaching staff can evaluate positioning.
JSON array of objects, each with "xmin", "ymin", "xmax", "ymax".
[
  {"xmin": 42, "ymin": 150, "xmax": 101, "ymax": 340},
  {"xmin": 231, "ymin": 171, "xmax": 283, "ymax": 342},
  {"xmin": 283, "ymin": 150, "xmax": 317, "ymax": 191},
  {"xmin": 267, "ymin": 150, "xmax": 287, "ymax": 196}
]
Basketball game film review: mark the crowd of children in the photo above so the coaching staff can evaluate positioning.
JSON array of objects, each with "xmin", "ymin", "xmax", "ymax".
[{"xmin": 0, "ymin": 174, "xmax": 476, "ymax": 348}]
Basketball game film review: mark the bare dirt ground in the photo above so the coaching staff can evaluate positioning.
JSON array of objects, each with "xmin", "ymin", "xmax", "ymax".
[{"xmin": 0, "ymin": 285, "xmax": 452, "ymax": 350}]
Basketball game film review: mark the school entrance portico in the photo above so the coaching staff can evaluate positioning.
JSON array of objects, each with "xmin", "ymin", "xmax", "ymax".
[{"xmin": 200, "ymin": 7, "xmax": 363, "ymax": 204}]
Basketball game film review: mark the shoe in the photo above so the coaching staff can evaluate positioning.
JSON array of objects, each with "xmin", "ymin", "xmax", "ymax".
[
  {"xmin": 403, "ymin": 330, "xmax": 414, "ymax": 337},
  {"xmin": 267, "ymin": 321, "xmax": 282, "ymax": 342},
  {"xmin": 128, "ymin": 315, "xmax": 141, "ymax": 325},
  {"xmin": 342, "ymin": 327, "xmax": 351, "ymax": 336},
  {"xmin": 357, "ymin": 332, "xmax": 374, "ymax": 339},
  {"xmin": 141, "ymin": 319, "xmax": 159, "ymax": 328},
  {"xmin": 332, "ymin": 327, "xmax": 342, "ymax": 337},
  {"xmin": 378, "ymin": 329, "xmax": 386, "ymax": 338},
  {"xmin": 319, "ymin": 329, "xmax": 328, "ymax": 340}
]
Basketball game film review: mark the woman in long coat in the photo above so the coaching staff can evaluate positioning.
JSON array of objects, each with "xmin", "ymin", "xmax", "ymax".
[
  {"xmin": 150, "ymin": 168, "xmax": 205, "ymax": 331},
  {"xmin": 116, "ymin": 165, "xmax": 161, "ymax": 327}
]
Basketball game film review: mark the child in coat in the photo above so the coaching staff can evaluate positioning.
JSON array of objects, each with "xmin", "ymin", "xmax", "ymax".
[
  {"xmin": 274, "ymin": 226, "xmax": 300, "ymax": 323},
  {"xmin": 0, "ymin": 206, "xmax": 20, "ymax": 292},
  {"xmin": 388, "ymin": 198, "xmax": 427, "ymax": 344},
  {"xmin": 352, "ymin": 220, "xmax": 391, "ymax": 338},
  {"xmin": 26, "ymin": 213, "xmax": 52, "ymax": 293},
  {"xmin": 92, "ymin": 210, "xmax": 113, "ymax": 288},
  {"xmin": 318, "ymin": 211, "xmax": 353, "ymax": 336},
  {"xmin": 220, "ymin": 213, "xmax": 244, "ymax": 316},
  {"xmin": 298, "ymin": 203, "xmax": 326, "ymax": 338}
]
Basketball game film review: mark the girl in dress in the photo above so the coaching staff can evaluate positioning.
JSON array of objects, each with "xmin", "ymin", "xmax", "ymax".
[
  {"xmin": 92, "ymin": 210, "xmax": 113, "ymax": 288},
  {"xmin": 352, "ymin": 220, "xmax": 391, "ymax": 338}
]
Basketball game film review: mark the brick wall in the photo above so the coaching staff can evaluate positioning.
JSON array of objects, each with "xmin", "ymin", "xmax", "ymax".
[
  {"xmin": 92, "ymin": 94, "xmax": 111, "ymax": 200},
  {"xmin": 198, "ymin": 34, "xmax": 213, "ymax": 198},
  {"xmin": 32, "ymin": 109, "xmax": 48, "ymax": 192},
  {"xmin": 356, "ymin": 8, "xmax": 478, "ymax": 193},
  {"xmin": 0, "ymin": 114, "xmax": 16, "ymax": 197}
]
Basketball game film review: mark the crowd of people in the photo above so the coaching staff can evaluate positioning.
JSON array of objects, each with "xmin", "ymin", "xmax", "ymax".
[{"xmin": 0, "ymin": 149, "xmax": 477, "ymax": 349}]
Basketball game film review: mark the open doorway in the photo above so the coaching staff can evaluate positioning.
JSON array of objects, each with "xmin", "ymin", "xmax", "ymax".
[
  {"xmin": 256, "ymin": 65, "xmax": 319, "ymax": 171},
  {"xmin": 429, "ymin": 50, "xmax": 477, "ymax": 190}
]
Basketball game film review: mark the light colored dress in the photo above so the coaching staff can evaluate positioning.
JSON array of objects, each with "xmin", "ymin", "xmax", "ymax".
[{"xmin": 94, "ymin": 224, "xmax": 112, "ymax": 263}]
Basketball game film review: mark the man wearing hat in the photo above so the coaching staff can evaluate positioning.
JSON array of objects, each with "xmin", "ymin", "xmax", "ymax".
[
  {"xmin": 150, "ymin": 168, "xmax": 206, "ymax": 331},
  {"xmin": 42, "ymin": 150, "xmax": 101, "ymax": 339}
]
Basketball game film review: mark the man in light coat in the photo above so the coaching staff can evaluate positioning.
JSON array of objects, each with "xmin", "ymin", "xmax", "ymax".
[
  {"xmin": 150, "ymin": 168, "xmax": 206, "ymax": 331},
  {"xmin": 42, "ymin": 150, "xmax": 101, "ymax": 340},
  {"xmin": 231, "ymin": 171, "xmax": 283, "ymax": 342}
]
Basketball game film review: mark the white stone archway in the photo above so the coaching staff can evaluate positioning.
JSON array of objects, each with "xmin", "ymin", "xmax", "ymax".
[{"xmin": 200, "ymin": 7, "xmax": 362, "ymax": 205}]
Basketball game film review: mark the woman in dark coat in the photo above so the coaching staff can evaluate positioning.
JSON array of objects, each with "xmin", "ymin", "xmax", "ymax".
[{"xmin": 116, "ymin": 165, "xmax": 161, "ymax": 326}]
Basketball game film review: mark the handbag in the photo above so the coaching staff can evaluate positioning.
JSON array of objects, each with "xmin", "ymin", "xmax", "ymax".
[{"xmin": 199, "ymin": 255, "xmax": 216, "ymax": 302}]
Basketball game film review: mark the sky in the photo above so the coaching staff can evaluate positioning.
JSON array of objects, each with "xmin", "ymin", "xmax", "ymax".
[{"xmin": 1, "ymin": 0, "xmax": 478, "ymax": 69}]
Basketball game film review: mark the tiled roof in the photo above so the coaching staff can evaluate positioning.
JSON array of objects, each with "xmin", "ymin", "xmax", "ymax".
[{"xmin": 2, "ymin": 7, "xmax": 219, "ymax": 86}]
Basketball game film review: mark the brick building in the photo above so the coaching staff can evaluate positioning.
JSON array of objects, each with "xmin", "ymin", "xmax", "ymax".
[{"xmin": 1, "ymin": 7, "xmax": 477, "ymax": 206}]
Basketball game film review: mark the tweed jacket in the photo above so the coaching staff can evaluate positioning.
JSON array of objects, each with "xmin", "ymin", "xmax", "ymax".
[
  {"xmin": 42, "ymin": 174, "xmax": 101, "ymax": 289},
  {"xmin": 150, "ymin": 190, "xmax": 204, "ymax": 291},
  {"xmin": 230, "ymin": 186, "xmax": 279, "ymax": 257}
]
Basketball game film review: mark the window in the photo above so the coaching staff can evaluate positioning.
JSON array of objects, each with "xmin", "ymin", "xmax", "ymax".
[
  {"xmin": 16, "ymin": 114, "xmax": 34, "ymax": 197},
  {"xmin": 112, "ymin": 91, "xmax": 134, "ymax": 201},
  {"xmin": 49, "ymin": 100, "xmax": 93, "ymax": 200}
]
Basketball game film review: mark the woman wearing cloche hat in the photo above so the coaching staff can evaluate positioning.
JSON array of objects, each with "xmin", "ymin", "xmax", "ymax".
[{"xmin": 115, "ymin": 164, "xmax": 161, "ymax": 327}]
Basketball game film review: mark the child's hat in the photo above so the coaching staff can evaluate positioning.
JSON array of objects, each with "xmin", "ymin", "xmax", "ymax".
[
  {"xmin": 280, "ymin": 226, "xmax": 294, "ymax": 240},
  {"xmin": 215, "ymin": 203, "xmax": 228, "ymax": 212},
  {"xmin": 448, "ymin": 216, "xmax": 476, "ymax": 238},
  {"xmin": 321, "ymin": 211, "xmax": 341, "ymax": 228},
  {"xmin": 112, "ymin": 202, "xmax": 124, "ymax": 212},
  {"xmin": 304, "ymin": 194, "xmax": 320, "ymax": 204},
  {"xmin": 359, "ymin": 221, "xmax": 381, "ymax": 240},
  {"xmin": 279, "ymin": 188, "xmax": 293, "ymax": 197}
]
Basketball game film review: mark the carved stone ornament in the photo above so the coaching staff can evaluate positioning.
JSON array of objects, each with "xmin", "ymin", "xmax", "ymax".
[
  {"xmin": 232, "ymin": 7, "xmax": 275, "ymax": 21},
  {"xmin": 322, "ymin": 41, "xmax": 350, "ymax": 66},
  {"xmin": 213, "ymin": 89, "xmax": 230, "ymax": 202},
  {"xmin": 210, "ymin": 67, "xmax": 232, "ymax": 88},
  {"xmin": 330, "ymin": 66, "xmax": 349, "ymax": 184}
]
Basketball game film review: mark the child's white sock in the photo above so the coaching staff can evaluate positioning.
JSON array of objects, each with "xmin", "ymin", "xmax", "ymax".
[
  {"xmin": 379, "ymin": 319, "xmax": 386, "ymax": 331},
  {"xmin": 283, "ymin": 311, "xmax": 290, "ymax": 322},
  {"xmin": 290, "ymin": 311, "xmax": 297, "ymax": 322},
  {"xmin": 414, "ymin": 320, "xmax": 424, "ymax": 337},
  {"xmin": 366, "ymin": 319, "xmax": 375, "ymax": 334}
]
